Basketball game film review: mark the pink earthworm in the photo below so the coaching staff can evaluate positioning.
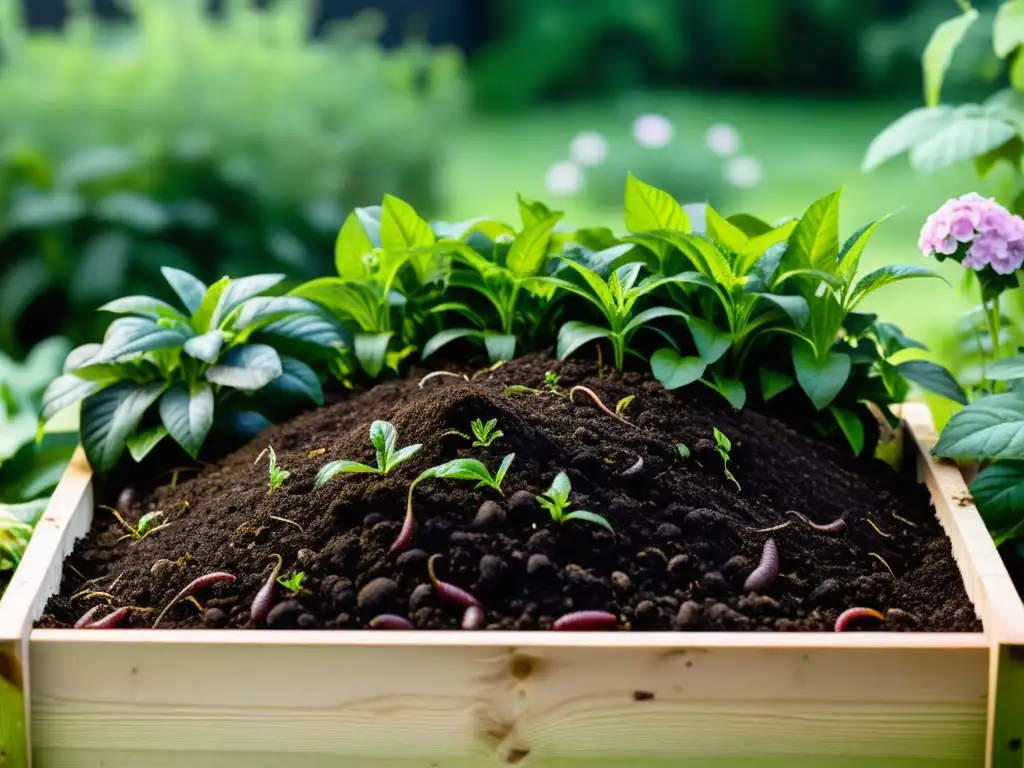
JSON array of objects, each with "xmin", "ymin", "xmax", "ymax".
[
  {"xmin": 743, "ymin": 538, "xmax": 779, "ymax": 593},
  {"xmin": 428, "ymin": 555, "xmax": 481, "ymax": 609},
  {"xmin": 154, "ymin": 572, "xmax": 236, "ymax": 627},
  {"xmin": 461, "ymin": 605, "xmax": 485, "ymax": 630},
  {"xmin": 369, "ymin": 614, "xmax": 415, "ymax": 629},
  {"xmin": 786, "ymin": 510, "xmax": 846, "ymax": 536},
  {"xmin": 73, "ymin": 605, "xmax": 103, "ymax": 629},
  {"xmin": 568, "ymin": 386, "xmax": 635, "ymax": 427},
  {"xmin": 552, "ymin": 610, "xmax": 618, "ymax": 631},
  {"xmin": 250, "ymin": 554, "xmax": 283, "ymax": 623},
  {"xmin": 82, "ymin": 606, "xmax": 133, "ymax": 629},
  {"xmin": 834, "ymin": 607, "xmax": 885, "ymax": 632}
]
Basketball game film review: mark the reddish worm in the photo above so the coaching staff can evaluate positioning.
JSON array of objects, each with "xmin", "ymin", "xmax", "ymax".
[
  {"xmin": 369, "ymin": 614, "xmax": 415, "ymax": 630},
  {"xmin": 428, "ymin": 555, "xmax": 481, "ymax": 608},
  {"xmin": 461, "ymin": 605, "xmax": 485, "ymax": 630},
  {"xmin": 74, "ymin": 605, "xmax": 103, "ymax": 629},
  {"xmin": 743, "ymin": 538, "xmax": 780, "ymax": 592},
  {"xmin": 552, "ymin": 610, "xmax": 618, "ymax": 631},
  {"xmin": 250, "ymin": 554, "xmax": 283, "ymax": 623},
  {"xmin": 390, "ymin": 475, "xmax": 432, "ymax": 554},
  {"xmin": 786, "ymin": 510, "xmax": 846, "ymax": 535},
  {"xmin": 154, "ymin": 572, "xmax": 236, "ymax": 627},
  {"xmin": 834, "ymin": 607, "xmax": 885, "ymax": 632},
  {"xmin": 82, "ymin": 606, "xmax": 134, "ymax": 629},
  {"xmin": 568, "ymin": 386, "xmax": 635, "ymax": 427}
]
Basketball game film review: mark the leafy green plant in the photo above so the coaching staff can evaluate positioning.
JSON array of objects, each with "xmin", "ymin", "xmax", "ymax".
[
  {"xmin": 425, "ymin": 455, "xmax": 516, "ymax": 494},
  {"xmin": 676, "ymin": 443, "xmax": 691, "ymax": 460},
  {"xmin": 535, "ymin": 471, "xmax": 613, "ymax": 533},
  {"xmin": 315, "ymin": 421, "xmax": 422, "ymax": 487},
  {"xmin": 38, "ymin": 268, "xmax": 346, "ymax": 473},
  {"xmin": 712, "ymin": 428, "xmax": 741, "ymax": 491},
  {"xmin": 545, "ymin": 370, "xmax": 568, "ymax": 395},
  {"xmin": 468, "ymin": 418, "xmax": 504, "ymax": 448},
  {"xmin": 615, "ymin": 395, "xmax": 635, "ymax": 417},
  {"xmin": 277, "ymin": 571, "xmax": 306, "ymax": 594},
  {"xmin": 265, "ymin": 447, "xmax": 290, "ymax": 495},
  {"xmin": 102, "ymin": 506, "xmax": 170, "ymax": 543}
]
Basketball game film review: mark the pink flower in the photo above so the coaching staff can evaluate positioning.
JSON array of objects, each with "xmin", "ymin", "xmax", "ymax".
[{"xmin": 920, "ymin": 193, "xmax": 1024, "ymax": 275}]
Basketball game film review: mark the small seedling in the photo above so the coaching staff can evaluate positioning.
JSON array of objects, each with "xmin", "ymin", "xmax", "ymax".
[
  {"xmin": 316, "ymin": 420, "xmax": 422, "ymax": 488},
  {"xmin": 535, "ymin": 472, "xmax": 613, "ymax": 533},
  {"xmin": 266, "ymin": 446, "xmax": 291, "ymax": 494},
  {"xmin": 307, "ymin": 448, "xmax": 326, "ymax": 458},
  {"xmin": 712, "ymin": 428, "xmax": 741, "ymax": 491},
  {"xmin": 504, "ymin": 384, "xmax": 540, "ymax": 395},
  {"xmin": 615, "ymin": 395, "xmax": 635, "ymax": 417},
  {"xmin": 545, "ymin": 371, "xmax": 567, "ymax": 395},
  {"xmin": 471, "ymin": 418, "xmax": 503, "ymax": 447},
  {"xmin": 101, "ymin": 506, "xmax": 170, "ymax": 543},
  {"xmin": 676, "ymin": 443, "xmax": 691, "ymax": 460},
  {"xmin": 277, "ymin": 571, "xmax": 306, "ymax": 593}
]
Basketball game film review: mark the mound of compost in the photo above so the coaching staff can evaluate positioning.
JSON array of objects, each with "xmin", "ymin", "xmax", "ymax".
[{"xmin": 40, "ymin": 356, "xmax": 980, "ymax": 632}]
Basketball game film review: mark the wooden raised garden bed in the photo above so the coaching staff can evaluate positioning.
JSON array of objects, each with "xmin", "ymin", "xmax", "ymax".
[{"xmin": 0, "ymin": 403, "xmax": 1022, "ymax": 767}]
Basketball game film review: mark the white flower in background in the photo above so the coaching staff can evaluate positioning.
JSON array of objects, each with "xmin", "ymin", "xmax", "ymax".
[
  {"xmin": 632, "ymin": 114, "xmax": 673, "ymax": 148},
  {"xmin": 545, "ymin": 161, "xmax": 584, "ymax": 196},
  {"xmin": 706, "ymin": 123, "xmax": 740, "ymax": 156},
  {"xmin": 724, "ymin": 156, "xmax": 763, "ymax": 188},
  {"xmin": 570, "ymin": 132, "xmax": 609, "ymax": 166}
]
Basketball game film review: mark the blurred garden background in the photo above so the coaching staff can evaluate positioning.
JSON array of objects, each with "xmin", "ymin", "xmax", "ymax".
[{"xmin": 0, "ymin": 0, "xmax": 1017, "ymax": 550}]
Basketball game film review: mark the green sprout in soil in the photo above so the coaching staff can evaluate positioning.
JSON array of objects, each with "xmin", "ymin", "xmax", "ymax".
[
  {"xmin": 441, "ymin": 418, "xmax": 504, "ymax": 448},
  {"xmin": 535, "ymin": 471, "xmax": 613, "ymax": 533},
  {"xmin": 676, "ymin": 443, "xmax": 691, "ymax": 460},
  {"xmin": 713, "ymin": 428, "xmax": 741, "ymax": 491},
  {"xmin": 504, "ymin": 384, "xmax": 539, "ymax": 395},
  {"xmin": 265, "ymin": 446, "xmax": 291, "ymax": 494},
  {"xmin": 277, "ymin": 571, "xmax": 306, "ymax": 593},
  {"xmin": 615, "ymin": 395, "xmax": 635, "ymax": 417},
  {"xmin": 100, "ymin": 506, "xmax": 170, "ymax": 543},
  {"xmin": 545, "ymin": 371, "xmax": 567, "ymax": 395},
  {"xmin": 315, "ymin": 420, "xmax": 422, "ymax": 488}
]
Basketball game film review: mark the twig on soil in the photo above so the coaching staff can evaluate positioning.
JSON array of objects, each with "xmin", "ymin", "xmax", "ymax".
[
  {"xmin": 251, "ymin": 554, "xmax": 283, "ymax": 623},
  {"xmin": 418, "ymin": 370, "xmax": 469, "ymax": 388},
  {"xmin": 865, "ymin": 519, "xmax": 892, "ymax": 538},
  {"xmin": 154, "ymin": 572, "xmax": 236, "ymax": 628},
  {"xmin": 568, "ymin": 386, "xmax": 635, "ymax": 427},
  {"xmin": 552, "ymin": 610, "xmax": 618, "ymax": 631},
  {"xmin": 868, "ymin": 552, "xmax": 896, "ymax": 579},
  {"xmin": 253, "ymin": 448, "xmax": 268, "ymax": 466},
  {"xmin": 750, "ymin": 521, "xmax": 792, "ymax": 534},
  {"xmin": 107, "ymin": 571, "xmax": 126, "ymax": 593},
  {"xmin": 268, "ymin": 515, "xmax": 304, "ymax": 534},
  {"xmin": 892, "ymin": 513, "xmax": 918, "ymax": 528},
  {"xmin": 427, "ymin": 555, "xmax": 481, "ymax": 609},
  {"xmin": 785, "ymin": 510, "xmax": 846, "ymax": 536},
  {"xmin": 369, "ymin": 614, "xmax": 415, "ymax": 629},
  {"xmin": 70, "ymin": 591, "xmax": 114, "ymax": 602},
  {"xmin": 834, "ymin": 607, "xmax": 885, "ymax": 632},
  {"xmin": 66, "ymin": 563, "xmax": 88, "ymax": 582}
]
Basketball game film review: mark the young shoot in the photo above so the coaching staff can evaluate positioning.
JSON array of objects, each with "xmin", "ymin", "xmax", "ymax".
[
  {"xmin": 277, "ymin": 571, "xmax": 306, "ymax": 593},
  {"xmin": 615, "ymin": 395, "xmax": 635, "ymax": 417},
  {"xmin": 266, "ymin": 446, "xmax": 291, "ymax": 494},
  {"xmin": 471, "ymin": 418, "xmax": 503, "ymax": 447},
  {"xmin": 713, "ymin": 428, "xmax": 741, "ymax": 491},
  {"xmin": 101, "ymin": 506, "xmax": 170, "ymax": 543},
  {"xmin": 316, "ymin": 420, "xmax": 422, "ymax": 488},
  {"xmin": 535, "ymin": 472, "xmax": 613, "ymax": 533},
  {"xmin": 676, "ymin": 443, "xmax": 691, "ymax": 460},
  {"xmin": 545, "ymin": 371, "xmax": 567, "ymax": 395}
]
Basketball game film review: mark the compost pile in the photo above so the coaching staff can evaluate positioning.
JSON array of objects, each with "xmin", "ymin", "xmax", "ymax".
[{"xmin": 40, "ymin": 356, "xmax": 980, "ymax": 632}]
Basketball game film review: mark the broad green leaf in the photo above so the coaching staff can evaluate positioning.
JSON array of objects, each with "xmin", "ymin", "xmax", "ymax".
[
  {"xmin": 790, "ymin": 190, "xmax": 841, "ymax": 272},
  {"xmin": 429, "ymin": 458, "xmax": 493, "ymax": 483},
  {"xmin": 334, "ymin": 212, "xmax": 374, "ymax": 280},
  {"xmin": 970, "ymin": 462, "xmax": 1024, "ymax": 530},
  {"xmin": 551, "ymin": 257, "xmax": 615, "ymax": 310},
  {"xmin": 507, "ymin": 212, "xmax": 563, "ymax": 277},
  {"xmin": 623, "ymin": 175, "xmax": 688, "ymax": 241},
  {"xmin": 370, "ymin": 420, "xmax": 398, "ymax": 460},
  {"xmin": 422, "ymin": 327, "xmax": 484, "ymax": 360},
  {"xmin": 563, "ymin": 510, "xmax": 614, "ymax": 533},
  {"xmin": 875, "ymin": 322, "xmax": 928, "ymax": 356},
  {"xmin": 650, "ymin": 349, "xmax": 706, "ymax": 390},
  {"xmin": 711, "ymin": 373, "xmax": 746, "ymax": 409},
  {"xmin": 289, "ymin": 279, "xmax": 378, "ymax": 331},
  {"xmin": 96, "ymin": 317, "xmax": 192, "ymax": 363},
  {"xmin": 264, "ymin": 356, "xmax": 324, "ymax": 405},
  {"xmin": 934, "ymin": 393, "xmax": 1024, "ymax": 461},
  {"xmin": 204, "ymin": 344, "xmax": 283, "ymax": 392},
  {"xmin": 759, "ymin": 367, "xmax": 795, "ymax": 402},
  {"xmin": 81, "ymin": 382, "xmax": 166, "ymax": 473},
  {"xmin": 483, "ymin": 332, "xmax": 517, "ymax": 363},
  {"xmin": 257, "ymin": 313, "xmax": 351, "ymax": 355},
  {"xmin": 837, "ymin": 215, "xmax": 890, "ymax": 279},
  {"xmin": 705, "ymin": 205, "xmax": 748, "ymax": 255},
  {"xmin": 354, "ymin": 205, "xmax": 383, "ymax": 246},
  {"xmin": 222, "ymin": 411, "xmax": 273, "ymax": 440},
  {"xmin": 126, "ymin": 425, "xmax": 168, "ymax": 463},
  {"xmin": 792, "ymin": 342, "xmax": 851, "ymax": 410},
  {"xmin": 182, "ymin": 330, "xmax": 225, "ymax": 363},
  {"xmin": 495, "ymin": 453, "xmax": 515, "ymax": 485},
  {"xmin": 211, "ymin": 274, "xmax": 286, "ymax": 328},
  {"xmin": 726, "ymin": 214, "xmax": 773, "ymax": 237},
  {"xmin": 623, "ymin": 306, "xmax": 688, "ymax": 336},
  {"xmin": 923, "ymin": 9, "xmax": 979, "ymax": 106},
  {"xmin": 849, "ymin": 265, "xmax": 940, "ymax": 309},
  {"xmin": 557, "ymin": 321, "xmax": 612, "ymax": 360},
  {"xmin": 388, "ymin": 443, "xmax": 423, "ymax": 471},
  {"xmin": 895, "ymin": 360, "xmax": 968, "ymax": 404},
  {"xmin": 98, "ymin": 296, "xmax": 189, "ymax": 324},
  {"xmin": 910, "ymin": 116, "xmax": 1017, "ymax": 173},
  {"xmin": 159, "ymin": 382, "xmax": 214, "ymax": 458},
  {"xmin": 428, "ymin": 301, "xmax": 487, "ymax": 329},
  {"xmin": 989, "ymin": 355, "xmax": 1024, "ymax": 381},
  {"xmin": 232, "ymin": 296, "xmax": 322, "ymax": 332},
  {"xmin": 40, "ymin": 374, "xmax": 109, "ymax": 424},
  {"xmin": 549, "ymin": 471, "xmax": 571, "ymax": 504},
  {"xmin": 687, "ymin": 317, "xmax": 732, "ymax": 364},
  {"xmin": 63, "ymin": 343, "xmax": 103, "ymax": 373},
  {"xmin": 754, "ymin": 293, "xmax": 810, "ymax": 329},
  {"xmin": 316, "ymin": 460, "xmax": 380, "ymax": 488},
  {"xmin": 733, "ymin": 221, "xmax": 798, "ymax": 276},
  {"xmin": 381, "ymin": 194, "xmax": 435, "ymax": 253},
  {"xmin": 517, "ymin": 193, "xmax": 556, "ymax": 229},
  {"xmin": 193, "ymin": 276, "xmax": 230, "ymax": 332},
  {"xmin": 829, "ymin": 406, "xmax": 865, "ymax": 455},
  {"xmin": 354, "ymin": 332, "xmax": 393, "ymax": 379}
]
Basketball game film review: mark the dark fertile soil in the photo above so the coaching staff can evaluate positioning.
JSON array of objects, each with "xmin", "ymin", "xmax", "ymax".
[{"xmin": 40, "ymin": 356, "xmax": 981, "ymax": 632}]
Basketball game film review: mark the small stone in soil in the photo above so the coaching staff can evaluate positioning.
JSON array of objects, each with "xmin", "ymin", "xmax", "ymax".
[
  {"xmin": 267, "ymin": 600, "xmax": 304, "ymax": 629},
  {"xmin": 806, "ymin": 578, "xmax": 843, "ymax": 607},
  {"xmin": 472, "ymin": 500, "xmax": 507, "ymax": 529},
  {"xmin": 527, "ymin": 529, "xmax": 554, "ymax": 551},
  {"xmin": 478, "ymin": 555, "xmax": 507, "ymax": 588},
  {"xmin": 409, "ymin": 583, "xmax": 433, "ymax": 612},
  {"xmin": 738, "ymin": 594, "xmax": 780, "ymax": 614},
  {"xmin": 572, "ymin": 426, "xmax": 598, "ymax": 443},
  {"xmin": 667, "ymin": 554, "xmax": 691, "ymax": 577},
  {"xmin": 396, "ymin": 549, "xmax": 429, "ymax": 571},
  {"xmin": 634, "ymin": 600, "xmax": 660, "ymax": 628},
  {"xmin": 885, "ymin": 608, "xmax": 920, "ymax": 631},
  {"xmin": 683, "ymin": 508, "xmax": 726, "ymax": 529},
  {"xmin": 526, "ymin": 553, "xmax": 556, "ymax": 577},
  {"xmin": 150, "ymin": 559, "xmax": 176, "ymax": 580},
  {"xmin": 722, "ymin": 555, "xmax": 751, "ymax": 580},
  {"xmin": 202, "ymin": 608, "xmax": 228, "ymax": 628},
  {"xmin": 655, "ymin": 522, "xmax": 681, "ymax": 541},
  {"xmin": 706, "ymin": 602, "xmax": 750, "ymax": 629},
  {"xmin": 637, "ymin": 548, "xmax": 668, "ymax": 568},
  {"xmin": 508, "ymin": 490, "xmax": 537, "ymax": 512},
  {"xmin": 297, "ymin": 549, "xmax": 317, "ymax": 568},
  {"xmin": 674, "ymin": 600, "xmax": 703, "ymax": 629},
  {"xmin": 297, "ymin": 613, "xmax": 319, "ymax": 629},
  {"xmin": 701, "ymin": 571, "xmax": 729, "ymax": 597},
  {"xmin": 449, "ymin": 531, "xmax": 478, "ymax": 547},
  {"xmin": 363, "ymin": 512, "xmax": 385, "ymax": 527},
  {"xmin": 357, "ymin": 578, "xmax": 398, "ymax": 614},
  {"xmin": 611, "ymin": 571, "xmax": 631, "ymax": 592},
  {"xmin": 331, "ymin": 583, "xmax": 356, "ymax": 611}
]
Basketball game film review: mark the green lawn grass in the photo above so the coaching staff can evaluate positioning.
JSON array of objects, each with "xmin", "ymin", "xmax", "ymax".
[{"xmin": 440, "ymin": 92, "xmax": 999, "ymax": 355}]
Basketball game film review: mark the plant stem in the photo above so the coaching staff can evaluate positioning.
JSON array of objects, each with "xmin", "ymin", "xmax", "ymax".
[{"xmin": 982, "ymin": 285, "xmax": 1003, "ymax": 391}]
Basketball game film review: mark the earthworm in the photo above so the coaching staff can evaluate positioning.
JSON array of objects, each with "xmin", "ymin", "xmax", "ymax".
[
  {"xmin": 743, "ymin": 538, "xmax": 779, "ymax": 593},
  {"xmin": 568, "ymin": 386, "xmax": 635, "ymax": 427},
  {"xmin": 552, "ymin": 610, "xmax": 618, "ymax": 631},
  {"xmin": 785, "ymin": 510, "xmax": 846, "ymax": 536},
  {"xmin": 154, "ymin": 572, "xmax": 236, "ymax": 628},
  {"xmin": 428, "ymin": 555, "xmax": 481, "ymax": 608},
  {"xmin": 834, "ymin": 607, "xmax": 885, "ymax": 632},
  {"xmin": 82, "ymin": 607, "xmax": 133, "ymax": 629},
  {"xmin": 250, "ymin": 554, "xmax": 283, "ymax": 623},
  {"xmin": 389, "ymin": 475, "xmax": 427, "ymax": 554},
  {"xmin": 461, "ymin": 605, "xmax": 485, "ymax": 630},
  {"xmin": 619, "ymin": 457, "xmax": 644, "ymax": 478},
  {"xmin": 74, "ymin": 605, "xmax": 103, "ymax": 628},
  {"xmin": 750, "ymin": 520, "xmax": 792, "ymax": 534},
  {"xmin": 369, "ymin": 614, "xmax": 415, "ymax": 629}
]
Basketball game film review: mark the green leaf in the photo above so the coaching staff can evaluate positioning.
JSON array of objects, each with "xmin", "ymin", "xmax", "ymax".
[
  {"xmin": 711, "ymin": 373, "xmax": 746, "ymax": 409},
  {"xmin": 548, "ymin": 471, "xmax": 571, "ymax": 505},
  {"xmin": 895, "ymin": 360, "xmax": 968, "ymax": 405},
  {"xmin": 705, "ymin": 205, "xmax": 748, "ymax": 255},
  {"xmin": 563, "ymin": 510, "xmax": 614, "ymax": 533},
  {"xmin": 495, "ymin": 453, "xmax": 515, "ymax": 486},
  {"xmin": 126, "ymin": 425, "xmax": 168, "ymax": 463},
  {"xmin": 792, "ymin": 342, "xmax": 851, "ymax": 410},
  {"xmin": 264, "ymin": 356, "xmax": 324, "ymax": 405},
  {"xmin": 193, "ymin": 276, "xmax": 230, "ymax": 332},
  {"xmin": 557, "ymin": 321, "xmax": 612, "ymax": 360},
  {"xmin": 849, "ymin": 265, "xmax": 940, "ymax": 308},
  {"xmin": 987, "ymin": 355, "xmax": 1024, "ymax": 381},
  {"xmin": 759, "ymin": 367, "xmax": 795, "ymax": 402},
  {"xmin": 211, "ymin": 274, "xmax": 286, "ymax": 329},
  {"xmin": 429, "ymin": 458, "xmax": 494, "ymax": 484},
  {"xmin": 754, "ymin": 293, "xmax": 810, "ymax": 329},
  {"xmin": 623, "ymin": 307, "xmax": 688, "ymax": 337},
  {"xmin": 182, "ymin": 331, "xmax": 225, "ymax": 363},
  {"xmin": 910, "ymin": 116, "xmax": 1017, "ymax": 173},
  {"xmin": 837, "ymin": 216, "xmax": 890, "ymax": 279},
  {"xmin": 40, "ymin": 374, "xmax": 108, "ymax": 424},
  {"xmin": 483, "ymin": 332, "xmax": 517, "ymax": 363},
  {"xmin": 335, "ymin": 212, "xmax": 374, "ymax": 280},
  {"xmin": 315, "ymin": 460, "xmax": 380, "ymax": 488},
  {"xmin": 623, "ymin": 175, "xmax": 688, "ymax": 242},
  {"xmin": 970, "ymin": 462, "xmax": 1024, "ymax": 530},
  {"xmin": 159, "ymin": 382, "xmax": 214, "ymax": 458},
  {"xmin": 650, "ymin": 349, "xmax": 706, "ymax": 390},
  {"xmin": 874, "ymin": 322, "xmax": 928, "ymax": 356},
  {"xmin": 96, "ymin": 317, "xmax": 192, "ymax": 362},
  {"xmin": 370, "ymin": 420, "xmax": 398, "ymax": 465},
  {"xmin": 790, "ymin": 190, "xmax": 841, "ymax": 272},
  {"xmin": 507, "ymin": 212, "xmax": 563, "ymax": 277},
  {"xmin": 934, "ymin": 394, "xmax": 1024, "ymax": 461},
  {"xmin": 923, "ymin": 9, "xmax": 979, "ymax": 106},
  {"xmin": 204, "ymin": 344, "xmax": 283, "ymax": 392},
  {"xmin": 422, "ymin": 328, "xmax": 484, "ymax": 360},
  {"xmin": 862, "ymin": 107, "xmax": 954, "ymax": 171},
  {"xmin": 353, "ymin": 332, "xmax": 393, "ymax": 379},
  {"xmin": 232, "ymin": 297, "xmax": 322, "ymax": 332},
  {"xmin": 257, "ymin": 313, "xmax": 350, "ymax": 353},
  {"xmin": 388, "ymin": 443, "xmax": 423, "ymax": 471},
  {"xmin": 517, "ymin": 193, "xmax": 556, "ymax": 229},
  {"xmin": 829, "ymin": 406, "xmax": 865, "ymax": 455},
  {"xmin": 381, "ymin": 194, "xmax": 435, "ymax": 253},
  {"xmin": 98, "ymin": 296, "xmax": 189, "ymax": 324},
  {"xmin": 687, "ymin": 317, "xmax": 732, "ymax": 364},
  {"xmin": 81, "ymin": 382, "xmax": 166, "ymax": 473}
]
